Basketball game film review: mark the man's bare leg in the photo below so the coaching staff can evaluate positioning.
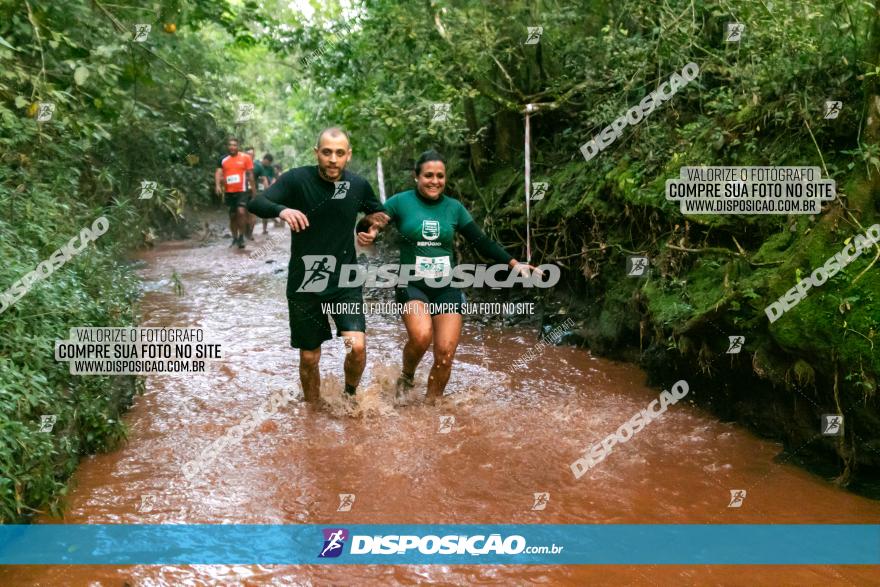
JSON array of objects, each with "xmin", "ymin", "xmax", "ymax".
[
  {"xmin": 229, "ymin": 212, "xmax": 238, "ymax": 241},
  {"xmin": 300, "ymin": 347, "xmax": 321, "ymax": 402},
  {"xmin": 340, "ymin": 331, "xmax": 366, "ymax": 394},
  {"xmin": 246, "ymin": 212, "xmax": 257, "ymax": 240},
  {"xmin": 233, "ymin": 206, "xmax": 249, "ymax": 245}
]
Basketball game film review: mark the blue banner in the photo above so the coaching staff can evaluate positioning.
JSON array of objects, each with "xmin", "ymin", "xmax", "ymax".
[{"xmin": 0, "ymin": 524, "xmax": 877, "ymax": 565}]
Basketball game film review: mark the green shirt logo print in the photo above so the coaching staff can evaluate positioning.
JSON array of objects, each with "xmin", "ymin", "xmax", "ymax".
[{"xmin": 421, "ymin": 220, "xmax": 440, "ymax": 240}]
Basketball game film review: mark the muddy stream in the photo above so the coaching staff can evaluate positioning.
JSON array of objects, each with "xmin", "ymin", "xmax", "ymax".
[{"xmin": 3, "ymin": 215, "xmax": 879, "ymax": 586}]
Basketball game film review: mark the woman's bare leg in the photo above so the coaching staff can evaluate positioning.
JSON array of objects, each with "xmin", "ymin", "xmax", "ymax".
[
  {"xmin": 426, "ymin": 313, "xmax": 462, "ymax": 404},
  {"xmin": 401, "ymin": 301, "xmax": 432, "ymax": 380}
]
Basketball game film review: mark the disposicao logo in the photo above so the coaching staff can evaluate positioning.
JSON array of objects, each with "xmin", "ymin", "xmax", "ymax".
[
  {"xmin": 293, "ymin": 255, "xmax": 562, "ymax": 293},
  {"xmin": 318, "ymin": 528, "xmax": 349, "ymax": 558},
  {"xmin": 297, "ymin": 255, "xmax": 337, "ymax": 293},
  {"xmin": 317, "ymin": 531, "xmax": 564, "ymax": 558}
]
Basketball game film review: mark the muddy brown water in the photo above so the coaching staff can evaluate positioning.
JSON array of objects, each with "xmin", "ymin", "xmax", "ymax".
[{"xmin": 3, "ymin": 215, "xmax": 880, "ymax": 586}]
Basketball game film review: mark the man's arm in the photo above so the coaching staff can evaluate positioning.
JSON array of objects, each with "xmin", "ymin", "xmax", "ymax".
[
  {"xmin": 247, "ymin": 170, "xmax": 309, "ymax": 232},
  {"xmin": 214, "ymin": 168, "xmax": 223, "ymax": 197},
  {"xmin": 356, "ymin": 190, "xmax": 393, "ymax": 246},
  {"xmin": 357, "ymin": 212, "xmax": 390, "ymax": 231},
  {"xmin": 357, "ymin": 179, "xmax": 390, "ymax": 230}
]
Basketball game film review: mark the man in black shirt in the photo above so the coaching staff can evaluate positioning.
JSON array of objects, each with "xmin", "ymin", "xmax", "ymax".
[{"xmin": 248, "ymin": 128, "xmax": 388, "ymax": 404}]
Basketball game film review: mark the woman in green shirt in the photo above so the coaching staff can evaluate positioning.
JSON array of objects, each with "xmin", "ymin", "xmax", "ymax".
[{"xmin": 359, "ymin": 150, "xmax": 539, "ymax": 404}]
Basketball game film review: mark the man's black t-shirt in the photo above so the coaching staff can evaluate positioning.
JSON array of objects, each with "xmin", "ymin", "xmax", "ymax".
[{"xmin": 247, "ymin": 165, "xmax": 383, "ymax": 298}]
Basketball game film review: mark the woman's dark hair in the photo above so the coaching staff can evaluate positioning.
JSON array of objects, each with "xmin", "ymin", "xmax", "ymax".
[{"xmin": 414, "ymin": 149, "xmax": 446, "ymax": 175}]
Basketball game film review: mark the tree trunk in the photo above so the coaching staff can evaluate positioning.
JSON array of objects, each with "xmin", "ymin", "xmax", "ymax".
[
  {"xmin": 494, "ymin": 108, "xmax": 520, "ymax": 165},
  {"xmin": 863, "ymin": 1, "xmax": 880, "ymax": 194},
  {"xmin": 463, "ymin": 96, "xmax": 486, "ymax": 175}
]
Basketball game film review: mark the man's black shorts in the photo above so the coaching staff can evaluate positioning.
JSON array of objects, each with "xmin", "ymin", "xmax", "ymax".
[
  {"xmin": 224, "ymin": 192, "xmax": 250, "ymax": 213},
  {"xmin": 395, "ymin": 282, "xmax": 466, "ymax": 315},
  {"xmin": 287, "ymin": 288, "xmax": 366, "ymax": 350}
]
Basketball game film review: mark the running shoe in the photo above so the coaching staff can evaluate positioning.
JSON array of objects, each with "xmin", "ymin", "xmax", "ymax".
[
  {"xmin": 395, "ymin": 372, "xmax": 415, "ymax": 404},
  {"xmin": 341, "ymin": 390, "xmax": 357, "ymax": 413}
]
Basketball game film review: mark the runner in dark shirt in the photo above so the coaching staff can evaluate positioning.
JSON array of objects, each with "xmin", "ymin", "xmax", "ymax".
[
  {"xmin": 255, "ymin": 153, "xmax": 276, "ymax": 234},
  {"xmin": 247, "ymin": 127, "xmax": 388, "ymax": 405},
  {"xmin": 243, "ymin": 147, "xmax": 259, "ymax": 241},
  {"xmin": 272, "ymin": 163, "xmax": 284, "ymax": 227}
]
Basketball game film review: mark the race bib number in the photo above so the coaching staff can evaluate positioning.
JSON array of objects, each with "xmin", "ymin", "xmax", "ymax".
[
  {"xmin": 415, "ymin": 255, "xmax": 450, "ymax": 279},
  {"xmin": 225, "ymin": 174, "xmax": 241, "ymax": 185}
]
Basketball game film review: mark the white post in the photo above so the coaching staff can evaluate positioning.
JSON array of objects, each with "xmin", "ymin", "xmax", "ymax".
[
  {"xmin": 524, "ymin": 104, "xmax": 535, "ymax": 263},
  {"xmin": 376, "ymin": 156, "xmax": 386, "ymax": 203}
]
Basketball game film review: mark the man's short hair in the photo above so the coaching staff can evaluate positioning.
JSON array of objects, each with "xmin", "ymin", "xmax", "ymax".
[
  {"xmin": 262, "ymin": 153, "xmax": 274, "ymax": 162},
  {"xmin": 227, "ymin": 137, "xmax": 239, "ymax": 144},
  {"xmin": 315, "ymin": 127, "xmax": 351, "ymax": 150}
]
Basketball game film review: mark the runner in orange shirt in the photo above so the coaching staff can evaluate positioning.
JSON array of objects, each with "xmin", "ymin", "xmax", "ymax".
[{"xmin": 214, "ymin": 138, "xmax": 255, "ymax": 249}]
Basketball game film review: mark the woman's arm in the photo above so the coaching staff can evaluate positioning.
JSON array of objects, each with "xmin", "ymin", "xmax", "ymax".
[
  {"xmin": 457, "ymin": 220, "xmax": 544, "ymax": 276},
  {"xmin": 458, "ymin": 221, "xmax": 514, "ymax": 264}
]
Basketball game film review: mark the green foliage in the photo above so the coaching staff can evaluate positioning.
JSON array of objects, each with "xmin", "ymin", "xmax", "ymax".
[
  {"xmin": 274, "ymin": 0, "xmax": 879, "ymax": 473},
  {"xmin": 0, "ymin": 0, "xmax": 255, "ymax": 522}
]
